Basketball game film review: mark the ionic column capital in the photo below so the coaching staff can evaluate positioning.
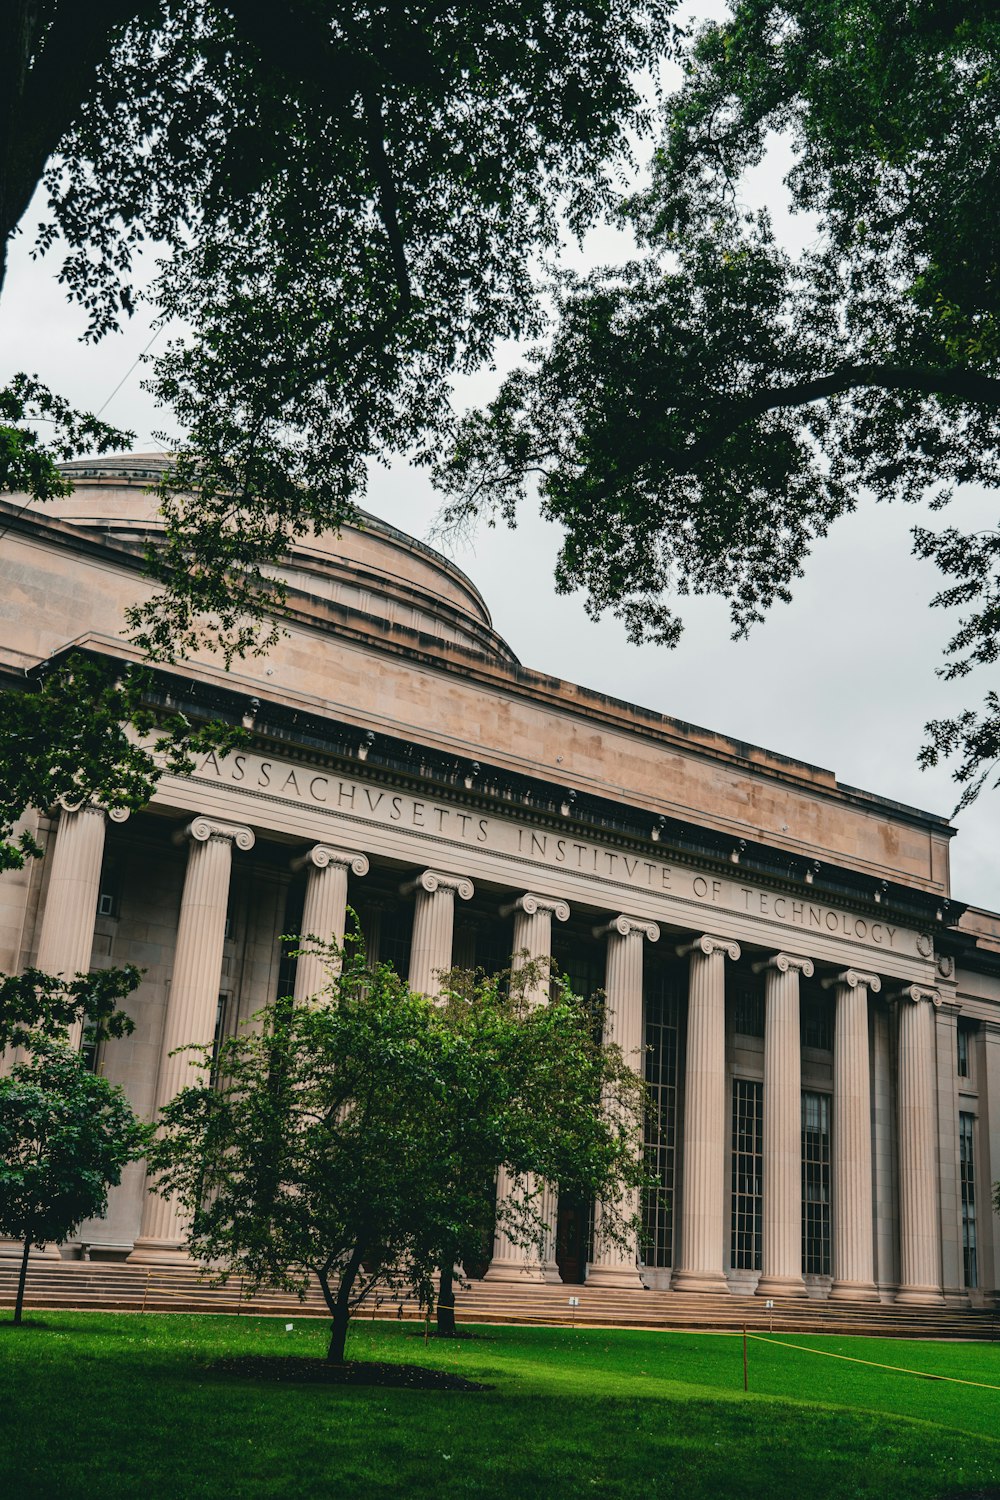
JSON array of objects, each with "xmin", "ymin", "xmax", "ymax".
[
  {"xmin": 401, "ymin": 868, "xmax": 474, "ymax": 901},
  {"xmin": 752, "ymin": 951, "xmax": 814, "ymax": 978},
  {"xmin": 501, "ymin": 892, "xmax": 570, "ymax": 922},
  {"xmin": 677, "ymin": 933, "xmax": 740, "ymax": 962},
  {"xmin": 888, "ymin": 983, "xmax": 942, "ymax": 1008},
  {"xmin": 822, "ymin": 968, "xmax": 881, "ymax": 993},
  {"xmin": 173, "ymin": 816, "xmax": 255, "ymax": 851},
  {"xmin": 55, "ymin": 796, "xmax": 130, "ymax": 825},
  {"xmin": 593, "ymin": 914, "xmax": 659, "ymax": 943},
  {"xmin": 292, "ymin": 844, "xmax": 369, "ymax": 878}
]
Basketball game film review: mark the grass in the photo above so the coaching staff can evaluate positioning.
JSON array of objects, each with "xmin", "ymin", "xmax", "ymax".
[{"xmin": 2, "ymin": 1311, "xmax": 999, "ymax": 1498}]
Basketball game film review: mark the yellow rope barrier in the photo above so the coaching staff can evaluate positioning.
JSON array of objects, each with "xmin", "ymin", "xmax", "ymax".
[{"xmin": 745, "ymin": 1333, "xmax": 1000, "ymax": 1392}]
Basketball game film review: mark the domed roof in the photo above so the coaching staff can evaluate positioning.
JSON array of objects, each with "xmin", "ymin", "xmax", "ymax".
[{"xmin": 52, "ymin": 454, "xmax": 517, "ymax": 665}]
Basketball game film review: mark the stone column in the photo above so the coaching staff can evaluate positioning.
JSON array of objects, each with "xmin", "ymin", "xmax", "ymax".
[
  {"xmin": 403, "ymin": 870, "xmax": 473, "ymax": 998},
  {"xmin": 871, "ymin": 998, "xmax": 898, "ymax": 1294},
  {"xmin": 934, "ymin": 997, "xmax": 966, "ymax": 1304},
  {"xmin": 979, "ymin": 1023, "xmax": 1000, "ymax": 1303},
  {"xmin": 128, "ymin": 817, "xmax": 254, "ymax": 1265},
  {"xmin": 894, "ymin": 985, "xmax": 945, "ymax": 1305},
  {"xmin": 755, "ymin": 953, "xmax": 813, "ymax": 1298},
  {"xmin": 35, "ymin": 802, "xmax": 129, "ymax": 1049},
  {"xmin": 487, "ymin": 893, "xmax": 569, "ymax": 1283},
  {"xmin": 672, "ymin": 934, "xmax": 741, "ymax": 1294},
  {"xmin": 823, "ymin": 969, "xmax": 880, "ymax": 1300},
  {"xmin": 586, "ymin": 914, "xmax": 659, "ymax": 1290},
  {"xmin": 291, "ymin": 845, "xmax": 369, "ymax": 1001}
]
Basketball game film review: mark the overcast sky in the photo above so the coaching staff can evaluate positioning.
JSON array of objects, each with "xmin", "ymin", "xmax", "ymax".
[{"xmin": 2, "ymin": 8, "xmax": 998, "ymax": 912}]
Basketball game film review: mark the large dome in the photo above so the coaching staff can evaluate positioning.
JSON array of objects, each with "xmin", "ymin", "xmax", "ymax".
[{"xmin": 53, "ymin": 454, "xmax": 517, "ymax": 665}]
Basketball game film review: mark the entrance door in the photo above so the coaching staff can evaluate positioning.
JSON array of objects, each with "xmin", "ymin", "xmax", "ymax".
[{"xmin": 555, "ymin": 1193, "xmax": 589, "ymax": 1284}]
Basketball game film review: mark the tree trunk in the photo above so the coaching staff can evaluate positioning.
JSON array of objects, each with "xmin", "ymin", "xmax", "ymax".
[
  {"xmin": 13, "ymin": 1238, "xmax": 30, "ymax": 1326},
  {"xmin": 319, "ymin": 1245, "xmax": 365, "ymax": 1364},
  {"xmin": 436, "ymin": 1264, "xmax": 456, "ymax": 1337}
]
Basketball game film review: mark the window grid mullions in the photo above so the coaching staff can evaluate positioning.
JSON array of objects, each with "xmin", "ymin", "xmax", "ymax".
[
  {"xmin": 643, "ymin": 969, "xmax": 682, "ymax": 1268},
  {"xmin": 960, "ymin": 1111, "xmax": 978, "ymax": 1289},
  {"xmin": 801, "ymin": 1090, "xmax": 831, "ymax": 1276},
  {"xmin": 731, "ymin": 1078, "xmax": 763, "ymax": 1271}
]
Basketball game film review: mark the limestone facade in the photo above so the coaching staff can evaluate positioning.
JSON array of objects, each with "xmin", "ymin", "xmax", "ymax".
[{"xmin": 0, "ymin": 454, "xmax": 998, "ymax": 1303}]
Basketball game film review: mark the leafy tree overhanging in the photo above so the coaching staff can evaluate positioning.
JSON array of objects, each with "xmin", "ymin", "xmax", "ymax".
[
  {"xmin": 0, "ymin": 1, "xmax": 676, "ymax": 846},
  {"xmin": 433, "ymin": 1, "xmax": 1000, "ymax": 806}
]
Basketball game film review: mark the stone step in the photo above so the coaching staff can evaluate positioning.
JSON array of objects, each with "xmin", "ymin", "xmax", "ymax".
[{"xmin": 1, "ymin": 1261, "xmax": 995, "ymax": 1338}]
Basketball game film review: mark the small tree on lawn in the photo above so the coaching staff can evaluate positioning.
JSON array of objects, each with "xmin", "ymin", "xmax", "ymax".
[
  {"xmin": 0, "ymin": 1038, "xmax": 148, "ymax": 1324},
  {"xmin": 147, "ymin": 944, "xmax": 648, "ymax": 1365}
]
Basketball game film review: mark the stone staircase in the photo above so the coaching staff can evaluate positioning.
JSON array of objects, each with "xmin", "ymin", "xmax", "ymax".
[{"xmin": 1, "ymin": 1259, "xmax": 997, "ymax": 1340}]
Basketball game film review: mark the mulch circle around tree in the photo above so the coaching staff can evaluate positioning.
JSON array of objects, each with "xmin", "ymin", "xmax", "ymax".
[{"xmin": 211, "ymin": 1355, "xmax": 491, "ymax": 1390}]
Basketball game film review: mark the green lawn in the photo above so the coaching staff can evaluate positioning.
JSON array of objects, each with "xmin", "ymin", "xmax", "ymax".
[{"xmin": 2, "ymin": 1311, "xmax": 999, "ymax": 1499}]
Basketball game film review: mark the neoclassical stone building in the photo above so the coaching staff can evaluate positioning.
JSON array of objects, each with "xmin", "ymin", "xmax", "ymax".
[{"xmin": 1, "ymin": 453, "xmax": 998, "ymax": 1304}]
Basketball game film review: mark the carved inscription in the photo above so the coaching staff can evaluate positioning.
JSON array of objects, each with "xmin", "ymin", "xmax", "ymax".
[{"xmin": 196, "ymin": 750, "xmax": 915, "ymax": 954}]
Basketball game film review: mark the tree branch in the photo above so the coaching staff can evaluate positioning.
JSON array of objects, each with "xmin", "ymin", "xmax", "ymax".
[
  {"xmin": 674, "ymin": 364, "xmax": 1000, "ymax": 469},
  {"xmin": 0, "ymin": 1, "xmax": 152, "ymax": 278},
  {"xmin": 361, "ymin": 88, "xmax": 412, "ymax": 318}
]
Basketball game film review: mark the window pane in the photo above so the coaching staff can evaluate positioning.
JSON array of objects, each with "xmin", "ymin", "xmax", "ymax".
[
  {"xmin": 734, "ymin": 980, "xmax": 764, "ymax": 1039},
  {"xmin": 801, "ymin": 1090, "xmax": 831, "ymax": 1276},
  {"xmin": 643, "ymin": 964, "xmax": 682, "ymax": 1267},
  {"xmin": 960, "ymin": 1111, "xmax": 978, "ymax": 1289},
  {"xmin": 800, "ymin": 980, "xmax": 833, "ymax": 1051},
  {"xmin": 731, "ymin": 1079, "xmax": 763, "ymax": 1270},
  {"xmin": 957, "ymin": 1026, "xmax": 970, "ymax": 1079}
]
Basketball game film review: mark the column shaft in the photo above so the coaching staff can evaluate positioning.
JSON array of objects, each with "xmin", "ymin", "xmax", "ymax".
[
  {"xmin": 757, "ymin": 954, "xmax": 811, "ymax": 1298},
  {"xmin": 829, "ymin": 972, "xmax": 879, "ymax": 1300},
  {"xmin": 292, "ymin": 847, "xmax": 368, "ymax": 1002},
  {"xmin": 672, "ymin": 936, "xmax": 739, "ymax": 1293},
  {"xmin": 487, "ymin": 894, "xmax": 568, "ymax": 1284},
  {"xmin": 406, "ymin": 871, "xmax": 473, "ymax": 998},
  {"xmin": 129, "ymin": 818, "xmax": 253, "ymax": 1264},
  {"xmin": 896, "ymin": 988, "xmax": 945, "ymax": 1304},
  {"xmin": 35, "ymin": 805, "xmax": 116, "ymax": 1049},
  {"xmin": 934, "ymin": 1003, "xmax": 966, "ymax": 1303},
  {"xmin": 587, "ymin": 915, "xmax": 658, "ymax": 1290}
]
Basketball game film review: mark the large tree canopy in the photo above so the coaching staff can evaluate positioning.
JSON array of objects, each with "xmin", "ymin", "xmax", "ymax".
[
  {"xmin": 2, "ymin": 1, "xmax": 675, "ymax": 657},
  {"xmin": 0, "ymin": 0, "xmax": 675, "ymax": 852},
  {"xmin": 435, "ymin": 1, "xmax": 1000, "ymax": 805}
]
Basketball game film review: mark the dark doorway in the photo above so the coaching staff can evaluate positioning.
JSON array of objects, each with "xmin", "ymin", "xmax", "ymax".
[{"xmin": 555, "ymin": 1193, "xmax": 589, "ymax": 1284}]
